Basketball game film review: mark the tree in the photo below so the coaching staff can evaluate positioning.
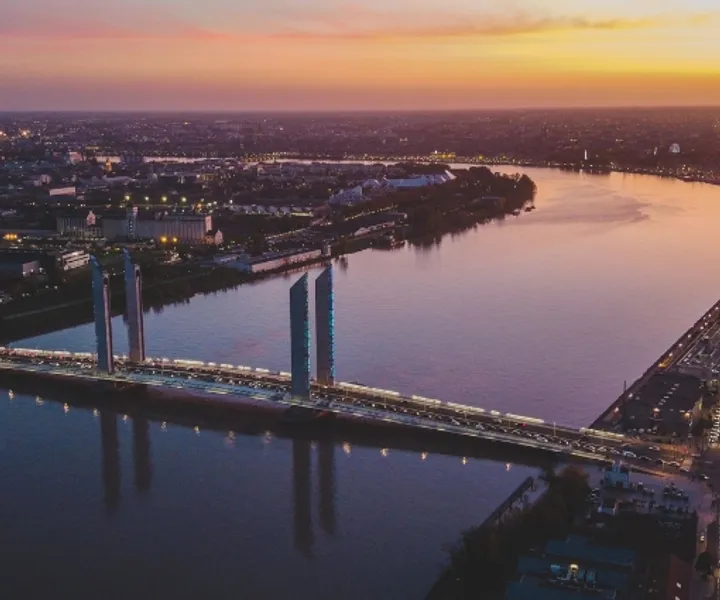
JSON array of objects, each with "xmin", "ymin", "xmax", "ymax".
[{"xmin": 696, "ymin": 550, "xmax": 714, "ymax": 575}]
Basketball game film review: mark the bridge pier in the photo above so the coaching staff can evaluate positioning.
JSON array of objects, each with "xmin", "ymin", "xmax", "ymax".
[
  {"xmin": 290, "ymin": 274, "xmax": 311, "ymax": 398},
  {"xmin": 90, "ymin": 256, "xmax": 114, "ymax": 373},
  {"xmin": 315, "ymin": 267, "xmax": 336, "ymax": 386},
  {"xmin": 123, "ymin": 250, "xmax": 145, "ymax": 363}
]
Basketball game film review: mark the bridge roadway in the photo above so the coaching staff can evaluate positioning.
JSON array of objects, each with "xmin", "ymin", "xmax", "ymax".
[{"xmin": 0, "ymin": 348, "xmax": 684, "ymax": 469}]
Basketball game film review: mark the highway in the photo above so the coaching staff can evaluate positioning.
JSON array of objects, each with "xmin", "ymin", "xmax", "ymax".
[{"xmin": 0, "ymin": 347, "xmax": 689, "ymax": 471}]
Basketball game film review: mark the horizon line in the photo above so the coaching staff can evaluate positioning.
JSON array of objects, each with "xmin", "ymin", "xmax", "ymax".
[{"xmin": 1, "ymin": 104, "xmax": 720, "ymax": 115}]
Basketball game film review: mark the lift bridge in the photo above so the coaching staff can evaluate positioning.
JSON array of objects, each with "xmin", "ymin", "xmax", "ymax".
[{"xmin": 0, "ymin": 252, "xmax": 662, "ymax": 465}]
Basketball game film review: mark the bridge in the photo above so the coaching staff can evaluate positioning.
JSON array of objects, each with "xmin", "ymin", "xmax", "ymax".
[{"xmin": 0, "ymin": 251, "xmax": 690, "ymax": 471}]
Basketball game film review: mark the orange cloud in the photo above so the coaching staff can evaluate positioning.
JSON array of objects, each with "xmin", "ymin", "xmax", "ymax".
[{"xmin": 272, "ymin": 13, "xmax": 711, "ymax": 41}]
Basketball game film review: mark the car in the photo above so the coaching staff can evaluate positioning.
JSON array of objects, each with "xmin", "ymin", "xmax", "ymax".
[
  {"xmin": 698, "ymin": 473, "xmax": 710, "ymax": 481},
  {"xmin": 622, "ymin": 451, "xmax": 637, "ymax": 458},
  {"xmin": 648, "ymin": 445, "xmax": 660, "ymax": 452},
  {"xmin": 666, "ymin": 461, "xmax": 681, "ymax": 468}
]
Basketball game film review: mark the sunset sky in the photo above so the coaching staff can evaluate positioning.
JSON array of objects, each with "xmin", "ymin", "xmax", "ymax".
[{"xmin": 1, "ymin": 0, "xmax": 719, "ymax": 110}]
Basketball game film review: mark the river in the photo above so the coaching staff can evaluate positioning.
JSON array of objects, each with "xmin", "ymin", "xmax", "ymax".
[{"xmin": 3, "ymin": 167, "xmax": 720, "ymax": 599}]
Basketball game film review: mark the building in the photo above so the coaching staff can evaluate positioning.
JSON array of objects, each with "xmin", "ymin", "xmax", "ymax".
[
  {"xmin": 102, "ymin": 211, "xmax": 217, "ymax": 245},
  {"xmin": 315, "ymin": 267, "xmax": 336, "ymax": 386},
  {"xmin": 507, "ymin": 554, "xmax": 630, "ymax": 600},
  {"xmin": 126, "ymin": 207, "xmax": 139, "ymax": 241},
  {"xmin": 234, "ymin": 249, "xmax": 324, "ymax": 274},
  {"xmin": 544, "ymin": 536, "xmax": 636, "ymax": 571},
  {"xmin": 384, "ymin": 170, "xmax": 456, "ymax": 188},
  {"xmin": 506, "ymin": 537, "xmax": 636, "ymax": 600},
  {"xmin": 0, "ymin": 254, "xmax": 41, "ymax": 280},
  {"xmin": 56, "ymin": 210, "xmax": 102, "ymax": 239},
  {"xmin": 204, "ymin": 229, "xmax": 223, "ymax": 246},
  {"xmin": 290, "ymin": 273, "xmax": 311, "ymax": 398},
  {"xmin": 90, "ymin": 256, "xmax": 114, "ymax": 373},
  {"xmin": 123, "ymin": 249, "xmax": 145, "ymax": 363},
  {"xmin": 602, "ymin": 463, "xmax": 631, "ymax": 490},
  {"xmin": 328, "ymin": 185, "xmax": 369, "ymax": 207},
  {"xmin": 52, "ymin": 249, "xmax": 90, "ymax": 271},
  {"xmin": 48, "ymin": 186, "xmax": 77, "ymax": 198},
  {"xmin": 0, "ymin": 249, "xmax": 88, "ymax": 280}
]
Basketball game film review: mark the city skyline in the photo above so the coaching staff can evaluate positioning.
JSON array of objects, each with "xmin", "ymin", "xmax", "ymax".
[{"xmin": 2, "ymin": 0, "xmax": 719, "ymax": 110}]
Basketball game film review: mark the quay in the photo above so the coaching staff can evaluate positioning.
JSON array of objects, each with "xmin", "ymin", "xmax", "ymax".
[
  {"xmin": 591, "ymin": 297, "xmax": 720, "ymax": 430},
  {"xmin": 476, "ymin": 476, "xmax": 537, "ymax": 531}
]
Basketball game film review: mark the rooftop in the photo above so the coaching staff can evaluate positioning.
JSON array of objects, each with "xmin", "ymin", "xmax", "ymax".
[
  {"xmin": 516, "ymin": 555, "xmax": 629, "ymax": 591},
  {"xmin": 544, "ymin": 535, "xmax": 636, "ymax": 569},
  {"xmin": 505, "ymin": 579, "xmax": 617, "ymax": 600}
]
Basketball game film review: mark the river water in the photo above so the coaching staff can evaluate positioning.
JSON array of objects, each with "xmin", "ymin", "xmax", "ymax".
[{"xmin": 3, "ymin": 168, "xmax": 720, "ymax": 599}]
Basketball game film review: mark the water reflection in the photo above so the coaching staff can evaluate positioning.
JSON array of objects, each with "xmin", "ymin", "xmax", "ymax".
[
  {"xmin": 99, "ymin": 411, "xmax": 121, "ymax": 514},
  {"xmin": 292, "ymin": 439, "xmax": 314, "ymax": 557},
  {"xmin": 132, "ymin": 418, "xmax": 153, "ymax": 495},
  {"xmin": 318, "ymin": 441, "xmax": 337, "ymax": 536}
]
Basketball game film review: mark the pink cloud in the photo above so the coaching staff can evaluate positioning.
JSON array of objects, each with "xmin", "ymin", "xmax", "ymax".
[{"xmin": 1, "ymin": 5, "xmax": 713, "ymax": 43}]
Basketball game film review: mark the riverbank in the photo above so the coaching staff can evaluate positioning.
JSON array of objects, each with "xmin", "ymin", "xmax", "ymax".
[
  {"xmin": 426, "ymin": 466, "xmax": 590, "ymax": 600},
  {"xmin": 590, "ymin": 296, "xmax": 720, "ymax": 431},
  {"xmin": 0, "ymin": 166, "xmax": 535, "ymax": 343},
  {"xmin": 0, "ymin": 256, "xmax": 330, "ymax": 343},
  {"xmin": 282, "ymin": 153, "xmax": 720, "ymax": 187}
]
